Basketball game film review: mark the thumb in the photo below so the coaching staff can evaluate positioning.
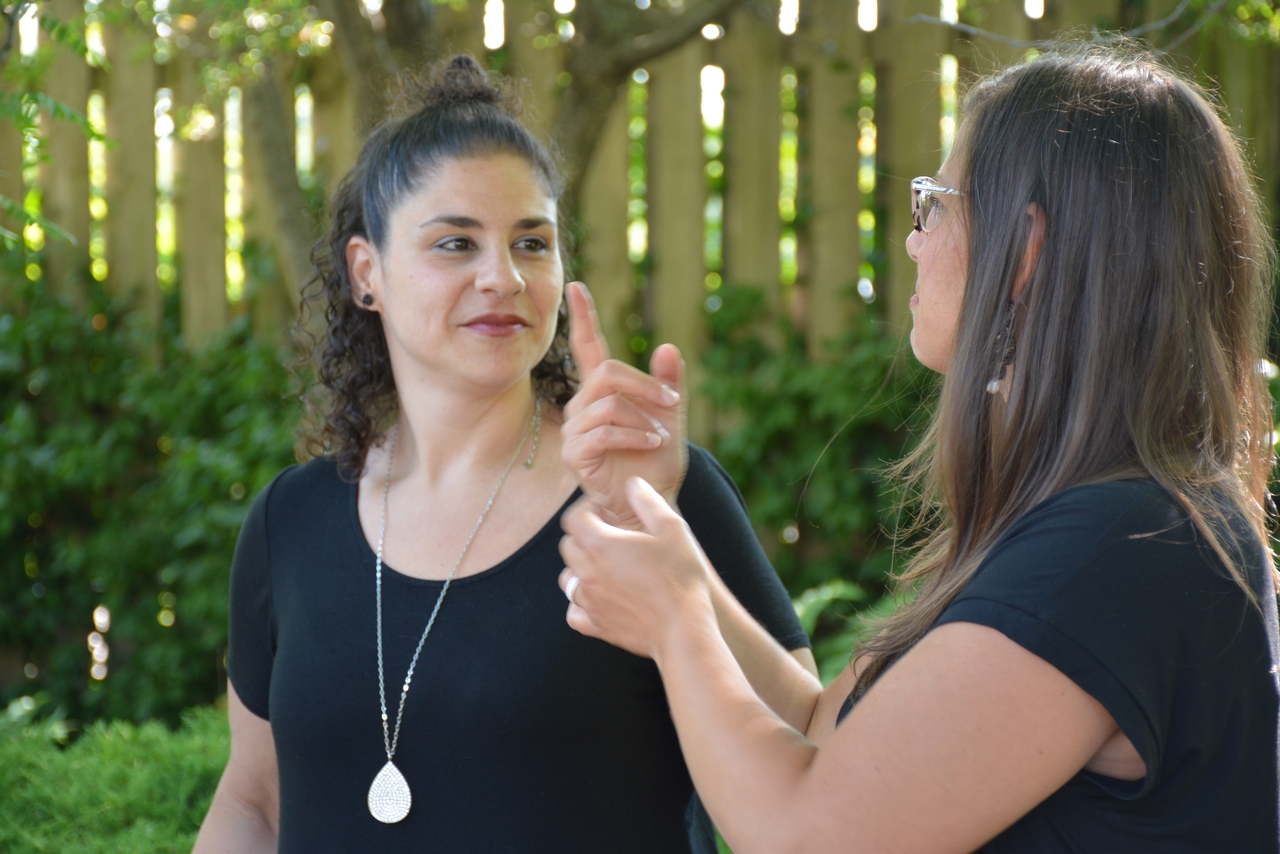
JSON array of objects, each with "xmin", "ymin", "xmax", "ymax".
[
  {"xmin": 626, "ymin": 476, "xmax": 679, "ymax": 535},
  {"xmin": 648, "ymin": 343, "xmax": 682, "ymax": 389},
  {"xmin": 567, "ymin": 281, "xmax": 609, "ymax": 375}
]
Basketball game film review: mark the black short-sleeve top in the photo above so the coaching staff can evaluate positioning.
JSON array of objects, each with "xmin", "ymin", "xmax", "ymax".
[
  {"xmin": 932, "ymin": 481, "xmax": 1280, "ymax": 852},
  {"xmin": 227, "ymin": 443, "xmax": 808, "ymax": 853}
]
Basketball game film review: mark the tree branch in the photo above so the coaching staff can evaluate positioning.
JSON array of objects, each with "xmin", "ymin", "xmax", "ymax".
[
  {"xmin": 0, "ymin": 1, "xmax": 35, "ymax": 78},
  {"xmin": 1155, "ymin": 0, "xmax": 1231, "ymax": 54},
  {"xmin": 617, "ymin": 0, "xmax": 742, "ymax": 71},
  {"xmin": 321, "ymin": 0, "xmax": 396, "ymax": 132},
  {"xmin": 1125, "ymin": 0, "xmax": 1195, "ymax": 38},
  {"xmin": 907, "ymin": 0, "xmax": 1238, "ymax": 56},
  {"xmin": 905, "ymin": 14, "xmax": 1051, "ymax": 49},
  {"xmin": 244, "ymin": 62, "xmax": 317, "ymax": 304},
  {"xmin": 381, "ymin": 0, "xmax": 437, "ymax": 70}
]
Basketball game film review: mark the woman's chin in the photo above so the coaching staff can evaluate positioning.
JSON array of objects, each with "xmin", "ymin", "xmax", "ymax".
[{"xmin": 907, "ymin": 331, "xmax": 945, "ymax": 375}]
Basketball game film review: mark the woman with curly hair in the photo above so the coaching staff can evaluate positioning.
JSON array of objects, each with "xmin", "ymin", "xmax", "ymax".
[
  {"xmin": 557, "ymin": 48, "xmax": 1280, "ymax": 852},
  {"xmin": 192, "ymin": 56, "xmax": 813, "ymax": 852}
]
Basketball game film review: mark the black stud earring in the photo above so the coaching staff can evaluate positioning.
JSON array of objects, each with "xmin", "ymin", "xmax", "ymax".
[{"xmin": 362, "ymin": 294, "xmax": 374, "ymax": 307}]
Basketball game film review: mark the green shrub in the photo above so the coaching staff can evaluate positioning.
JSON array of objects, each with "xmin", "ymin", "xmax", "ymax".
[
  {"xmin": 1, "ymin": 277, "xmax": 298, "ymax": 725},
  {"xmin": 0, "ymin": 703, "xmax": 229, "ymax": 853},
  {"xmin": 703, "ymin": 287, "xmax": 932, "ymax": 682}
]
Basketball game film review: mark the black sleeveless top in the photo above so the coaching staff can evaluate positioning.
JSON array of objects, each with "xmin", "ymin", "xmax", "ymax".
[
  {"xmin": 227, "ymin": 444, "xmax": 808, "ymax": 853},
  {"xmin": 841, "ymin": 482, "xmax": 1280, "ymax": 852}
]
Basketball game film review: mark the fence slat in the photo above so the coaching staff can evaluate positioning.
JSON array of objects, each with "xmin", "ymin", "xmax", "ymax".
[
  {"xmin": 873, "ymin": 0, "xmax": 948, "ymax": 329},
  {"xmin": 506, "ymin": 0, "xmax": 559, "ymax": 143},
  {"xmin": 970, "ymin": 0, "xmax": 1033, "ymax": 69},
  {"xmin": 41, "ymin": 2, "xmax": 91, "ymax": 297},
  {"xmin": 436, "ymin": 3, "xmax": 487, "ymax": 63},
  {"xmin": 103, "ymin": 23, "xmax": 158, "ymax": 321},
  {"xmin": 805, "ymin": 0, "xmax": 863, "ymax": 358},
  {"xmin": 176, "ymin": 57, "xmax": 227, "ymax": 349},
  {"xmin": 243, "ymin": 67, "xmax": 302, "ymax": 342},
  {"xmin": 1217, "ymin": 37, "xmax": 1279, "ymax": 229},
  {"xmin": 721, "ymin": 5, "xmax": 781, "ymax": 299},
  {"xmin": 0, "ymin": 119, "xmax": 23, "ymax": 268},
  {"xmin": 648, "ymin": 38, "xmax": 710, "ymax": 440},
  {"xmin": 309, "ymin": 49, "xmax": 360, "ymax": 200},
  {"xmin": 579, "ymin": 89, "xmax": 631, "ymax": 357}
]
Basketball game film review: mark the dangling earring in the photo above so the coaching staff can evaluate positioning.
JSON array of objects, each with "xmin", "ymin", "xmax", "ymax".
[{"xmin": 986, "ymin": 303, "xmax": 1017, "ymax": 395}]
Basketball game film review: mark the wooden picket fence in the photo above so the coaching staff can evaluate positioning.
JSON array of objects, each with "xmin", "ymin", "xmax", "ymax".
[{"xmin": 3, "ymin": 0, "xmax": 1278, "ymax": 439}]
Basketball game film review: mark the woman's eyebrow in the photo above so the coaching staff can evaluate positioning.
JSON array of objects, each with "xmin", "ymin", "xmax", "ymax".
[
  {"xmin": 417, "ymin": 215, "xmax": 553, "ymax": 230},
  {"xmin": 419, "ymin": 214, "xmax": 482, "ymax": 229}
]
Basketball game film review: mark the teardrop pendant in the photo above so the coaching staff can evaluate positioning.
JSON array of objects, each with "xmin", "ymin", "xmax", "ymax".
[{"xmin": 368, "ymin": 760, "xmax": 412, "ymax": 824}]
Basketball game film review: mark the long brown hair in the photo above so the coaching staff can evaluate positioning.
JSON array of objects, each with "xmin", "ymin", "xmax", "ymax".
[
  {"xmin": 854, "ymin": 46, "xmax": 1277, "ymax": 697},
  {"xmin": 295, "ymin": 55, "xmax": 576, "ymax": 480}
]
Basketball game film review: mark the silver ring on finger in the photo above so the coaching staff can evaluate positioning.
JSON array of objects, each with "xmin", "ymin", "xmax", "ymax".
[{"xmin": 565, "ymin": 575, "xmax": 581, "ymax": 605}]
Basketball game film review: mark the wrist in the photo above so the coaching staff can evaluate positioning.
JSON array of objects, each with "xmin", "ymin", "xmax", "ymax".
[
  {"xmin": 651, "ymin": 585, "xmax": 717, "ymax": 669},
  {"xmin": 593, "ymin": 489, "xmax": 682, "ymax": 532}
]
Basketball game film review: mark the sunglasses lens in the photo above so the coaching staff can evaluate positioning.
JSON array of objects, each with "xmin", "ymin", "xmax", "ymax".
[{"xmin": 912, "ymin": 187, "xmax": 933, "ymax": 233}]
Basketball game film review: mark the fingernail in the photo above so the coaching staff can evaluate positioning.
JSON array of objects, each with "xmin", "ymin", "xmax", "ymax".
[
  {"xmin": 646, "ymin": 414, "xmax": 670, "ymax": 438},
  {"xmin": 660, "ymin": 385, "xmax": 680, "ymax": 405},
  {"xmin": 647, "ymin": 432, "xmax": 662, "ymax": 447}
]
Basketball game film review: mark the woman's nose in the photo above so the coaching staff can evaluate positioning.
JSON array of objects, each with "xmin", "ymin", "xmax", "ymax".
[
  {"xmin": 475, "ymin": 248, "xmax": 526, "ymax": 298},
  {"xmin": 905, "ymin": 228, "xmax": 924, "ymax": 263}
]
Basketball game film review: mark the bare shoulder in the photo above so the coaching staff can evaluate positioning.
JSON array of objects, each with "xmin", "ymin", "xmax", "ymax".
[{"xmin": 798, "ymin": 622, "xmax": 1121, "ymax": 851}]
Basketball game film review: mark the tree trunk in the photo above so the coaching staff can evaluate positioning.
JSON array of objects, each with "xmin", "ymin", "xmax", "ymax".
[
  {"xmin": 41, "ymin": 0, "xmax": 91, "ymax": 299},
  {"xmin": 647, "ymin": 39, "xmax": 709, "ymax": 440},
  {"xmin": 720, "ymin": 3, "xmax": 780, "ymax": 295},
  {"xmin": 243, "ymin": 63, "xmax": 315, "ymax": 313},
  {"xmin": 0, "ymin": 109, "xmax": 24, "ymax": 296},
  {"xmin": 175, "ymin": 55, "xmax": 227, "ymax": 349},
  {"xmin": 875, "ymin": 0, "xmax": 948, "ymax": 329},
  {"xmin": 103, "ymin": 21, "xmax": 158, "ymax": 322},
  {"xmin": 804, "ymin": 0, "xmax": 862, "ymax": 359},
  {"xmin": 578, "ymin": 89, "xmax": 631, "ymax": 357}
]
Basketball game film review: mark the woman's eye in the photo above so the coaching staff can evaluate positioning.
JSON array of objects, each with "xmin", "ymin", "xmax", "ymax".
[
  {"xmin": 516, "ymin": 237, "xmax": 549, "ymax": 252},
  {"xmin": 437, "ymin": 237, "xmax": 474, "ymax": 251}
]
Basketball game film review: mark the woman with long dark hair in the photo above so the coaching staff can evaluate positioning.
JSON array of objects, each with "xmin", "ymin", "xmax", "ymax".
[
  {"xmin": 558, "ymin": 48, "xmax": 1280, "ymax": 851},
  {"xmin": 192, "ymin": 56, "xmax": 813, "ymax": 853}
]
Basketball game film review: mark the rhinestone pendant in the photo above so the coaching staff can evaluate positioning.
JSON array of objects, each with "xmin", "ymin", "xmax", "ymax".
[{"xmin": 368, "ymin": 760, "xmax": 412, "ymax": 823}]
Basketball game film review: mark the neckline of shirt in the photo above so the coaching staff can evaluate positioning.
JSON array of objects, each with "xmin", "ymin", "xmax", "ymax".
[{"xmin": 344, "ymin": 470, "xmax": 582, "ymax": 588}]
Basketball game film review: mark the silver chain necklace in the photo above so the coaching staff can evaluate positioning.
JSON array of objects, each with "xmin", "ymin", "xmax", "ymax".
[{"xmin": 367, "ymin": 397, "xmax": 542, "ymax": 824}]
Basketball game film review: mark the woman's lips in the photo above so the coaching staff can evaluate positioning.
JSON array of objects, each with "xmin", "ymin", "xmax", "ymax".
[
  {"xmin": 910, "ymin": 294, "xmax": 919, "ymax": 307},
  {"xmin": 463, "ymin": 314, "xmax": 529, "ymax": 336}
]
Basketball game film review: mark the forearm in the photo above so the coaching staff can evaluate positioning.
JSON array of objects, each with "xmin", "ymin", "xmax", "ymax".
[
  {"xmin": 706, "ymin": 570, "xmax": 823, "ymax": 732},
  {"xmin": 655, "ymin": 598, "xmax": 818, "ymax": 854},
  {"xmin": 192, "ymin": 783, "xmax": 277, "ymax": 854}
]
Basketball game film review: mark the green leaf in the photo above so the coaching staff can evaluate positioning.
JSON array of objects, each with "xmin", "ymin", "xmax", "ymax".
[
  {"xmin": 39, "ymin": 14, "xmax": 102, "ymax": 67},
  {"xmin": 0, "ymin": 193, "xmax": 75, "ymax": 245}
]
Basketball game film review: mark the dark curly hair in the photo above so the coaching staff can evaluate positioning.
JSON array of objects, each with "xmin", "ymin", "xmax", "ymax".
[{"xmin": 295, "ymin": 55, "xmax": 577, "ymax": 480}]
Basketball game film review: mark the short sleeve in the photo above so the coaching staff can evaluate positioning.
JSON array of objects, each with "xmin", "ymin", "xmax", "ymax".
[
  {"xmin": 226, "ymin": 473, "xmax": 282, "ymax": 720},
  {"xmin": 678, "ymin": 444, "xmax": 810, "ymax": 651},
  {"xmin": 932, "ymin": 482, "xmax": 1255, "ymax": 796}
]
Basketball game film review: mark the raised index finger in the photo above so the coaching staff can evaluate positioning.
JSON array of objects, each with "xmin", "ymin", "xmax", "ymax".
[{"xmin": 567, "ymin": 281, "xmax": 609, "ymax": 376}]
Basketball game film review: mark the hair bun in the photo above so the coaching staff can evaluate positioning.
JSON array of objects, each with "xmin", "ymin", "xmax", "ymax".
[
  {"xmin": 389, "ymin": 54, "xmax": 519, "ymax": 118},
  {"xmin": 430, "ymin": 56, "xmax": 499, "ymax": 105}
]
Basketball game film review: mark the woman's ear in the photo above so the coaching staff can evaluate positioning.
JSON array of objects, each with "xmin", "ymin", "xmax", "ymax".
[
  {"xmin": 1012, "ymin": 203, "xmax": 1046, "ymax": 303},
  {"xmin": 346, "ymin": 235, "xmax": 381, "ymax": 310}
]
